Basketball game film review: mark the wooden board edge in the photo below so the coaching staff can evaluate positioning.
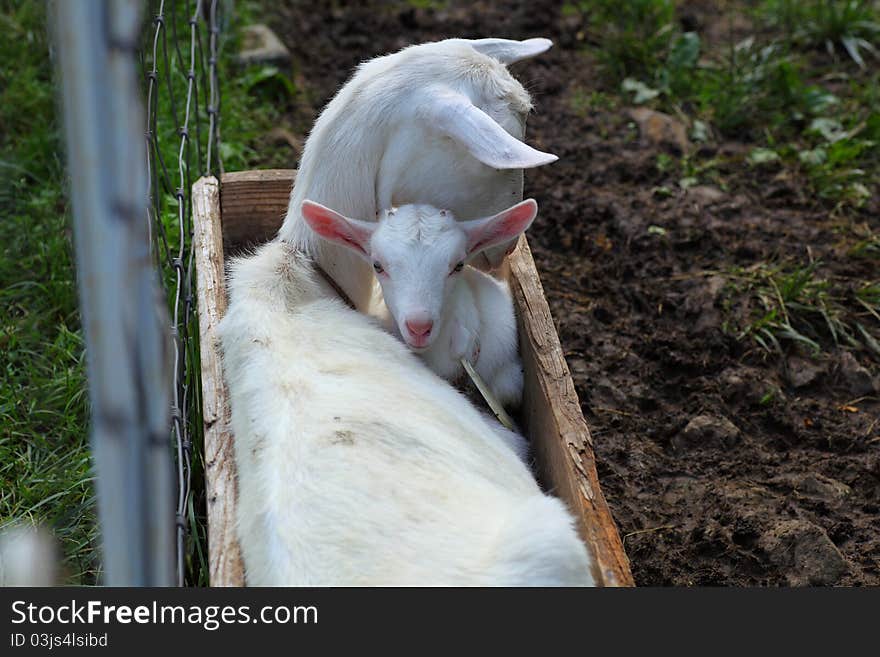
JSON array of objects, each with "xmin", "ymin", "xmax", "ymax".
[
  {"xmin": 508, "ymin": 236, "xmax": 635, "ymax": 587},
  {"xmin": 219, "ymin": 170, "xmax": 296, "ymax": 251},
  {"xmin": 220, "ymin": 168, "xmax": 296, "ymax": 183},
  {"xmin": 192, "ymin": 175, "xmax": 246, "ymax": 587}
]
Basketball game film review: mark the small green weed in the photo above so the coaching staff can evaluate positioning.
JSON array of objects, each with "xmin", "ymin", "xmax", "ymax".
[
  {"xmin": 723, "ymin": 260, "xmax": 880, "ymax": 358},
  {"xmin": 567, "ymin": 0, "xmax": 676, "ymax": 82},
  {"xmin": 762, "ymin": 0, "xmax": 880, "ymax": 68}
]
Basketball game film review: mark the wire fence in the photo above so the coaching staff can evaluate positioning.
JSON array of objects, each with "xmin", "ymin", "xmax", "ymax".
[{"xmin": 142, "ymin": 0, "xmax": 224, "ymax": 585}]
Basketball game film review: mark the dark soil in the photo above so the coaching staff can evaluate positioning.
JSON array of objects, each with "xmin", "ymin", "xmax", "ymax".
[{"xmin": 266, "ymin": 0, "xmax": 880, "ymax": 586}]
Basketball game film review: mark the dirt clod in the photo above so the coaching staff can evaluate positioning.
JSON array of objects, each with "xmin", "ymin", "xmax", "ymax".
[
  {"xmin": 627, "ymin": 108, "xmax": 691, "ymax": 154},
  {"xmin": 674, "ymin": 414, "xmax": 741, "ymax": 450},
  {"xmin": 758, "ymin": 520, "xmax": 849, "ymax": 586},
  {"xmin": 838, "ymin": 352, "xmax": 878, "ymax": 397},
  {"xmin": 787, "ymin": 356, "xmax": 826, "ymax": 389},
  {"xmin": 798, "ymin": 473, "xmax": 853, "ymax": 502},
  {"xmin": 686, "ymin": 185, "xmax": 725, "ymax": 205}
]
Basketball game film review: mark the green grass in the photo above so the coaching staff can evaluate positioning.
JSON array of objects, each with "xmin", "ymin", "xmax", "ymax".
[
  {"xmin": 619, "ymin": 30, "xmax": 842, "ymax": 140},
  {"xmin": 566, "ymin": 0, "xmax": 676, "ymax": 83},
  {"xmin": 0, "ymin": 0, "xmax": 97, "ymax": 583},
  {"xmin": 762, "ymin": 0, "xmax": 880, "ymax": 68},
  {"xmin": 722, "ymin": 260, "xmax": 880, "ymax": 359}
]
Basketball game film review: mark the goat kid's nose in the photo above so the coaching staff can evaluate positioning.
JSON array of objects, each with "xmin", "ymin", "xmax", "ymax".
[{"xmin": 405, "ymin": 318, "xmax": 433, "ymax": 337}]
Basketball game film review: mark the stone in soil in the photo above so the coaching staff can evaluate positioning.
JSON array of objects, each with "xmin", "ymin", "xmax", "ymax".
[
  {"xmin": 837, "ymin": 352, "xmax": 877, "ymax": 397},
  {"xmin": 758, "ymin": 519, "xmax": 849, "ymax": 586},
  {"xmin": 236, "ymin": 24, "xmax": 290, "ymax": 65},
  {"xmin": 626, "ymin": 108, "xmax": 691, "ymax": 154},
  {"xmin": 686, "ymin": 185, "xmax": 724, "ymax": 206},
  {"xmin": 673, "ymin": 414, "xmax": 741, "ymax": 450},
  {"xmin": 787, "ymin": 356, "xmax": 826, "ymax": 389},
  {"xmin": 770, "ymin": 472, "xmax": 852, "ymax": 503}
]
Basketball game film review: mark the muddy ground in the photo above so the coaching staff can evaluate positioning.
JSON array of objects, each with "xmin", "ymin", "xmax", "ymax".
[{"xmin": 264, "ymin": 0, "xmax": 880, "ymax": 585}]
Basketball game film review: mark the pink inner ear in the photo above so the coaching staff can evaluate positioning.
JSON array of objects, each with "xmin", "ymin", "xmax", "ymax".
[
  {"xmin": 302, "ymin": 203, "xmax": 368, "ymax": 255},
  {"xmin": 469, "ymin": 200, "xmax": 537, "ymax": 254}
]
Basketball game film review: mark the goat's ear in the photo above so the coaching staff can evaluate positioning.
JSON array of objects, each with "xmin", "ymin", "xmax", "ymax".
[
  {"xmin": 420, "ymin": 90, "xmax": 557, "ymax": 170},
  {"xmin": 465, "ymin": 38, "xmax": 553, "ymax": 64},
  {"xmin": 463, "ymin": 199, "xmax": 538, "ymax": 256},
  {"xmin": 300, "ymin": 200, "xmax": 374, "ymax": 256}
]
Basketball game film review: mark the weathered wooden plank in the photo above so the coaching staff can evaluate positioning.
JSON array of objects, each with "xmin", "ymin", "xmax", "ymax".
[
  {"xmin": 199, "ymin": 168, "xmax": 634, "ymax": 587},
  {"xmin": 219, "ymin": 169, "xmax": 295, "ymax": 251},
  {"xmin": 192, "ymin": 176, "xmax": 245, "ymax": 587}
]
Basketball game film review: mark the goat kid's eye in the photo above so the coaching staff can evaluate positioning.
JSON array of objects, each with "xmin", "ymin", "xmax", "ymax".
[
  {"xmin": 373, "ymin": 262, "xmax": 385, "ymax": 274},
  {"xmin": 451, "ymin": 261, "xmax": 465, "ymax": 275}
]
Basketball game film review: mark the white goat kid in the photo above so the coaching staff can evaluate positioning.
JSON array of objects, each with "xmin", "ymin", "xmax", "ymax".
[
  {"xmin": 219, "ymin": 241, "xmax": 594, "ymax": 586},
  {"xmin": 301, "ymin": 199, "xmax": 538, "ymax": 408},
  {"xmin": 280, "ymin": 37, "xmax": 557, "ymax": 311}
]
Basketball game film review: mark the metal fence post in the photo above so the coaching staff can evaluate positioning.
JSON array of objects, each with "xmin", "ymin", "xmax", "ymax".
[{"xmin": 54, "ymin": 0, "xmax": 175, "ymax": 586}]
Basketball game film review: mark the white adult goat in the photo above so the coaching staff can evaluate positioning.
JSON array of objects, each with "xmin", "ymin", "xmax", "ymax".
[
  {"xmin": 301, "ymin": 198, "xmax": 537, "ymax": 407},
  {"xmin": 280, "ymin": 37, "xmax": 557, "ymax": 311},
  {"xmin": 219, "ymin": 242, "xmax": 594, "ymax": 586}
]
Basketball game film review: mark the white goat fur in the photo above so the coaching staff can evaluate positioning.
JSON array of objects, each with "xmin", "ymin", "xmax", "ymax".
[
  {"xmin": 301, "ymin": 200, "xmax": 537, "ymax": 407},
  {"xmin": 280, "ymin": 37, "xmax": 557, "ymax": 311},
  {"xmin": 219, "ymin": 242, "xmax": 594, "ymax": 586},
  {"xmin": 0, "ymin": 524, "xmax": 58, "ymax": 586}
]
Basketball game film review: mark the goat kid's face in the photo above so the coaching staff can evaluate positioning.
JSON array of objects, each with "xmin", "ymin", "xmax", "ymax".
[{"xmin": 301, "ymin": 199, "xmax": 537, "ymax": 350}]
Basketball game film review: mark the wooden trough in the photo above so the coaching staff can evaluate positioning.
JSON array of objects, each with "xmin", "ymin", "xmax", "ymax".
[{"xmin": 193, "ymin": 170, "xmax": 634, "ymax": 587}]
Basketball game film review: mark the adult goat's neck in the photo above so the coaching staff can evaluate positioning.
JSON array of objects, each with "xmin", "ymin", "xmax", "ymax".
[{"xmin": 279, "ymin": 132, "xmax": 384, "ymax": 312}]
